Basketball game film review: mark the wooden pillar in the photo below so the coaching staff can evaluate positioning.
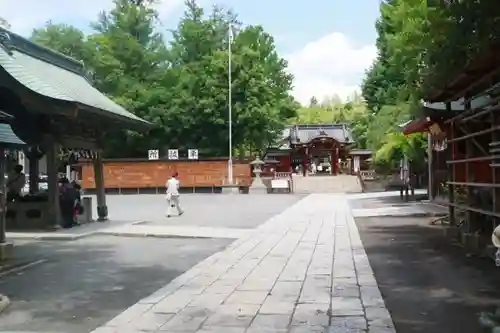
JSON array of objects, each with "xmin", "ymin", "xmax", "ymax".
[
  {"xmin": 427, "ymin": 133, "xmax": 434, "ymax": 200},
  {"xmin": 464, "ymin": 98, "xmax": 473, "ymax": 231},
  {"xmin": 302, "ymin": 147, "xmax": 308, "ymax": 177},
  {"xmin": 492, "ymin": 111, "xmax": 500, "ymax": 226},
  {"xmin": 353, "ymin": 155, "xmax": 360, "ymax": 174},
  {"xmin": 46, "ymin": 139, "xmax": 61, "ymax": 227},
  {"xmin": 447, "ymin": 102, "xmax": 456, "ymax": 226},
  {"xmin": 0, "ymin": 145, "xmax": 6, "ymax": 243},
  {"xmin": 0, "ymin": 144, "xmax": 13, "ymax": 260},
  {"xmin": 28, "ymin": 154, "xmax": 39, "ymax": 194},
  {"xmin": 331, "ymin": 146, "xmax": 338, "ymax": 175},
  {"xmin": 93, "ymin": 152, "xmax": 108, "ymax": 221}
]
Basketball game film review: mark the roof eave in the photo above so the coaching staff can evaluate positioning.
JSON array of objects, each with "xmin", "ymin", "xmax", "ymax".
[{"xmin": 78, "ymin": 104, "xmax": 152, "ymax": 131}]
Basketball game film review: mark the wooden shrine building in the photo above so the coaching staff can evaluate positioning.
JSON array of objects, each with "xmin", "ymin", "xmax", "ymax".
[
  {"xmin": 402, "ymin": 44, "xmax": 500, "ymax": 254},
  {"xmin": 264, "ymin": 124, "xmax": 368, "ymax": 176},
  {"xmin": 0, "ymin": 27, "xmax": 149, "ymax": 256}
]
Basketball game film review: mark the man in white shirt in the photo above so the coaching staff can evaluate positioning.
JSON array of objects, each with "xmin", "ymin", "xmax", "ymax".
[
  {"xmin": 7, "ymin": 165, "xmax": 26, "ymax": 202},
  {"xmin": 166, "ymin": 172, "xmax": 184, "ymax": 217}
]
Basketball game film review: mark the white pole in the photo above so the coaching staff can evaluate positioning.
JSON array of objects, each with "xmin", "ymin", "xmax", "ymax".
[{"xmin": 228, "ymin": 25, "xmax": 234, "ymax": 185}]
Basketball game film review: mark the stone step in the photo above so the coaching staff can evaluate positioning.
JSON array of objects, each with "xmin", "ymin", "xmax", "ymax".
[{"xmin": 292, "ymin": 175, "xmax": 362, "ymax": 193}]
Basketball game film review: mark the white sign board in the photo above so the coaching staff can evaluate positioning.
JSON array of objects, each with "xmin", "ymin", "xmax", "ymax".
[
  {"xmin": 167, "ymin": 149, "xmax": 179, "ymax": 160},
  {"xmin": 271, "ymin": 179, "xmax": 289, "ymax": 189},
  {"xmin": 188, "ymin": 149, "xmax": 199, "ymax": 160},
  {"xmin": 148, "ymin": 149, "xmax": 159, "ymax": 160}
]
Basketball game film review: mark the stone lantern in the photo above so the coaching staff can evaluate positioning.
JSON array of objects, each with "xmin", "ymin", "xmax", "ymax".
[{"xmin": 249, "ymin": 155, "xmax": 266, "ymax": 193}]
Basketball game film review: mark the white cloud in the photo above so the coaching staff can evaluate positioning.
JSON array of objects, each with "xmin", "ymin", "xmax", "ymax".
[
  {"xmin": 285, "ymin": 32, "xmax": 376, "ymax": 105},
  {"xmin": 0, "ymin": 0, "xmax": 183, "ymax": 35}
]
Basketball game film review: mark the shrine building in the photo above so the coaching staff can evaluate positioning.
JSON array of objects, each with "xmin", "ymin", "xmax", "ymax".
[{"xmin": 263, "ymin": 124, "xmax": 371, "ymax": 175}]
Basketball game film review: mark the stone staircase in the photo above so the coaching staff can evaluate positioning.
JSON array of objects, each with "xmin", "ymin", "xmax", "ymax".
[{"xmin": 292, "ymin": 175, "xmax": 362, "ymax": 194}]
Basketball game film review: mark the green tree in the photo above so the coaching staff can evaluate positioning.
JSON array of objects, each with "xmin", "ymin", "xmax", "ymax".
[
  {"xmin": 31, "ymin": 23, "xmax": 90, "ymax": 62},
  {"xmin": 28, "ymin": 0, "xmax": 297, "ymax": 158},
  {"xmin": 0, "ymin": 17, "xmax": 10, "ymax": 29},
  {"xmin": 290, "ymin": 93, "xmax": 371, "ymax": 149},
  {"xmin": 309, "ymin": 96, "xmax": 319, "ymax": 107},
  {"xmin": 86, "ymin": 0, "xmax": 171, "ymax": 157},
  {"xmin": 164, "ymin": 0, "xmax": 297, "ymax": 156},
  {"xmin": 374, "ymin": 132, "xmax": 427, "ymax": 173},
  {"xmin": 361, "ymin": 0, "xmax": 437, "ymax": 164}
]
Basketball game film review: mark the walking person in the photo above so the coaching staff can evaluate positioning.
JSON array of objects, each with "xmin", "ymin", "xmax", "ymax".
[{"xmin": 166, "ymin": 172, "xmax": 184, "ymax": 217}]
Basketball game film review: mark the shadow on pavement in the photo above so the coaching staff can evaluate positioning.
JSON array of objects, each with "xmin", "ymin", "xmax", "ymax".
[
  {"xmin": 356, "ymin": 216, "xmax": 500, "ymax": 333},
  {"xmin": 0, "ymin": 235, "xmax": 231, "ymax": 333}
]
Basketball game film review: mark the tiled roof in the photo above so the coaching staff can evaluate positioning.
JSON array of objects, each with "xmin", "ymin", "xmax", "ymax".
[
  {"xmin": 0, "ymin": 28, "xmax": 149, "ymax": 127},
  {"xmin": 289, "ymin": 124, "xmax": 355, "ymax": 145},
  {"xmin": 0, "ymin": 123, "xmax": 26, "ymax": 147}
]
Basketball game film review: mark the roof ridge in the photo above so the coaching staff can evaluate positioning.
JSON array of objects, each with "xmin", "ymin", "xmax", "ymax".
[
  {"xmin": 0, "ymin": 27, "xmax": 87, "ymax": 77},
  {"xmin": 296, "ymin": 123, "xmax": 346, "ymax": 129}
]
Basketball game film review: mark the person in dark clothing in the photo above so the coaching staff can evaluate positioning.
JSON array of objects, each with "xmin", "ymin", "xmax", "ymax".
[
  {"xmin": 6, "ymin": 165, "xmax": 26, "ymax": 202},
  {"xmin": 59, "ymin": 178, "xmax": 77, "ymax": 228},
  {"xmin": 71, "ymin": 181, "xmax": 83, "ymax": 217}
]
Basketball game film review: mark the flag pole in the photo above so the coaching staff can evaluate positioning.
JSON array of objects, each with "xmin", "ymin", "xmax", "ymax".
[{"xmin": 228, "ymin": 24, "xmax": 234, "ymax": 185}]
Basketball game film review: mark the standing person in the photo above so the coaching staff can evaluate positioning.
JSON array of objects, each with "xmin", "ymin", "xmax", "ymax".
[
  {"xmin": 59, "ymin": 178, "xmax": 77, "ymax": 228},
  {"xmin": 166, "ymin": 172, "xmax": 184, "ymax": 217},
  {"xmin": 6, "ymin": 164, "xmax": 26, "ymax": 202}
]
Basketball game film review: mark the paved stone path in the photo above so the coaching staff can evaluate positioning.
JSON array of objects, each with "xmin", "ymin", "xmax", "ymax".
[{"xmin": 91, "ymin": 194, "xmax": 395, "ymax": 333}]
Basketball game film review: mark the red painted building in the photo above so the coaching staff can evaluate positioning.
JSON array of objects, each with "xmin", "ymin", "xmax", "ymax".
[{"xmin": 264, "ymin": 124, "xmax": 368, "ymax": 175}]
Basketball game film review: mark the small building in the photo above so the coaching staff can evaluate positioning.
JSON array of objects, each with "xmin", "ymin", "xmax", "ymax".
[
  {"xmin": 0, "ymin": 26, "xmax": 149, "ymax": 247},
  {"xmin": 401, "ymin": 45, "xmax": 500, "ymax": 253},
  {"xmin": 264, "ymin": 123, "xmax": 370, "ymax": 175}
]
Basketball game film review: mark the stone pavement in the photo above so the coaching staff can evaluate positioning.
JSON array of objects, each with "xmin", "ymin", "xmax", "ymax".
[{"xmin": 91, "ymin": 194, "xmax": 395, "ymax": 333}]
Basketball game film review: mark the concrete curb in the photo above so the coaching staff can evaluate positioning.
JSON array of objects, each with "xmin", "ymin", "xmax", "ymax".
[
  {"xmin": 5, "ymin": 221, "xmax": 146, "ymax": 241},
  {"xmin": 97, "ymin": 230, "xmax": 242, "ymax": 240},
  {"xmin": 353, "ymin": 211, "xmax": 448, "ymax": 218},
  {"xmin": 6, "ymin": 232, "xmax": 93, "ymax": 241},
  {"xmin": 0, "ymin": 294, "xmax": 10, "ymax": 314}
]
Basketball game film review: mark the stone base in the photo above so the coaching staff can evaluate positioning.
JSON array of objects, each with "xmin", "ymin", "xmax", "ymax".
[
  {"xmin": 248, "ymin": 186, "xmax": 268, "ymax": 194},
  {"xmin": 221, "ymin": 185, "xmax": 240, "ymax": 194},
  {"xmin": 97, "ymin": 205, "xmax": 108, "ymax": 222},
  {"xmin": 0, "ymin": 242, "xmax": 13, "ymax": 261},
  {"xmin": 0, "ymin": 294, "xmax": 10, "ymax": 314}
]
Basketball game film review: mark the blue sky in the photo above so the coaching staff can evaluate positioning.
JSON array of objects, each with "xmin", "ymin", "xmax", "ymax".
[
  {"xmin": 1, "ymin": 0, "xmax": 379, "ymax": 104},
  {"xmin": 230, "ymin": 0, "xmax": 378, "ymax": 52}
]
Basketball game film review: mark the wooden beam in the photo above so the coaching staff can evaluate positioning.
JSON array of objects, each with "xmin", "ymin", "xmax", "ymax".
[
  {"xmin": 447, "ymin": 102, "xmax": 456, "ymax": 226},
  {"xmin": 458, "ymin": 125, "xmax": 488, "ymax": 155},
  {"xmin": 59, "ymin": 136, "xmax": 100, "ymax": 150},
  {"xmin": 443, "ymin": 65, "xmax": 500, "ymax": 104}
]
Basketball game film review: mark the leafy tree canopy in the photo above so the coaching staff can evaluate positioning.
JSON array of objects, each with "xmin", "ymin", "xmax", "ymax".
[
  {"xmin": 362, "ymin": 0, "xmax": 500, "ymax": 168},
  {"xmin": 29, "ymin": 0, "xmax": 298, "ymax": 158},
  {"xmin": 0, "ymin": 17, "xmax": 10, "ymax": 29},
  {"xmin": 290, "ymin": 93, "xmax": 371, "ymax": 149}
]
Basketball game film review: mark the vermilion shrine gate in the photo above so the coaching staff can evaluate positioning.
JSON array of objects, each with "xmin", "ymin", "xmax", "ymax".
[{"xmin": 264, "ymin": 124, "xmax": 370, "ymax": 176}]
